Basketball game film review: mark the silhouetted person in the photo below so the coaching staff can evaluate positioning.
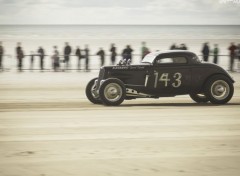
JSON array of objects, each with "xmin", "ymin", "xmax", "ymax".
[
  {"xmin": 64, "ymin": 42, "xmax": 72, "ymax": 69},
  {"xmin": 202, "ymin": 43, "xmax": 210, "ymax": 62},
  {"xmin": 237, "ymin": 44, "xmax": 240, "ymax": 71},
  {"xmin": 96, "ymin": 48, "xmax": 105, "ymax": 67},
  {"xmin": 122, "ymin": 45, "xmax": 133, "ymax": 62},
  {"xmin": 0, "ymin": 41, "xmax": 4, "ymax": 71},
  {"xmin": 84, "ymin": 45, "xmax": 90, "ymax": 71},
  {"xmin": 52, "ymin": 46, "xmax": 60, "ymax": 71},
  {"xmin": 228, "ymin": 42, "xmax": 237, "ymax": 71},
  {"xmin": 110, "ymin": 43, "xmax": 117, "ymax": 65},
  {"xmin": 213, "ymin": 44, "xmax": 219, "ymax": 64},
  {"xmin": 141, "ymin": 42, "xmax": 150, "ymax": 59},
  {"xmin": 16, "ymin": 42, "xmax": 24, "ymax": 71},
  {"xmin": 30, "ymin": 51, "xmax": 34, "ymax": 70},
  {"xmin": 179, "ymin": 43, "xmax": 187, "ymax": 50},
  {"xmin": 38, "ymin": 46, "xmax": 45, "ymax": 70},
  {"xmin": 170, "ymin": 43, "xmax": 177, "ymax": 50},
  {"xmin": 75, "ymin": 46, "xmax": 82, "ymax": 70}
]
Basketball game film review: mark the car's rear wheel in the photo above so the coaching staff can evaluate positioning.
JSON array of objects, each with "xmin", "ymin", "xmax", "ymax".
[
  {"xmin": 204, "ymin": 75, "xmax": 234, "ymax": 104},
  {"xmin": 99, "ymin": 78, "xmax": 125, "ymax": 106},
  {"xmin": 85, "ymin": 78, "xmax": 102, "ymax": 104},
  {"xmin": 189, "ymin": 93, "xmax": 209, "ymax": 103}
]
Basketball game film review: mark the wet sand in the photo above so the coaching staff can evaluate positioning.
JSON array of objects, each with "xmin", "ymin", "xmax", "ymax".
[{"xmin": 0, "ymin": 71, "xmax": 240, "ymax": 176}]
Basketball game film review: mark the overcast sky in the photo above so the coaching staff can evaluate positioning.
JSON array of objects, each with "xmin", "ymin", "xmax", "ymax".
[{"xmin": 0, "ymin": 0, "xmax": 239, "ymax": 25}]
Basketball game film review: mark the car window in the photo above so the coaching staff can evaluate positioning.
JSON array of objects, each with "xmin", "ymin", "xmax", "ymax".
[
  {"xmin": 156, "ymin": 58, "xmax": 173, "ymax": 64},
  {"xmin": 192, "ymin": 56, "xmax": 201, "ymax": 63},
  {"xmin": 156, "ymin": 56, "xmax": 187, "ymax": 64},
  {"xmin": 172, "ymin": 57, "xmax": 187, "ymax": 63}
]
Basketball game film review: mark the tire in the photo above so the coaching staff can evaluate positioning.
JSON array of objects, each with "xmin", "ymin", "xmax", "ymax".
[
  {"xmin": 85, "ymin": 78, "xmax": 102, "ymax": 104},
  {"xmin": 204, "ymin": 75, "xmax": 234, "ymax": 104},
  {"xmin": 99, "ymin": 78, "xmax": 126, "ymax": 106},
  {"xmin": 189, "ymin": 93, "xmax": 209, "ymax": 103}
]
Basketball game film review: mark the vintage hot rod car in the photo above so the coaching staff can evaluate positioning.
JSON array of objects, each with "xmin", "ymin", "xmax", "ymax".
[{"xmin": 86, "ymin": 50, "xmax": 234, "ymax": 106}]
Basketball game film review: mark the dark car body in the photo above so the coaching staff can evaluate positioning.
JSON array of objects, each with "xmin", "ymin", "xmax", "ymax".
[
  {"xmin": 86, "ymin": 50, "xmax": 234, "ymax": 105},
  {"xmin": 95, "ymin": 50, "xmax": 233, "ymax": 98}
]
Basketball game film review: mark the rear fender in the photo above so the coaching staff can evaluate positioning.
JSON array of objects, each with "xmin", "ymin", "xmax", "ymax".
[{"xmin": 201, "ymin": 73, "xmax": 234, "ymax": 92}]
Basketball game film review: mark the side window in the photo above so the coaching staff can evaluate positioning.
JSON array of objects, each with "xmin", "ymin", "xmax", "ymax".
[
  {"xmin": 172, "ymin": 57, "xmax": 187, "ymax": 63},
  {"xmin": 156, "ymin": 56, "xmax": 187, "ymax": 64},
  {"xmin": 156, "ymin": 58, "xmax": 173, "ymax": 64}
]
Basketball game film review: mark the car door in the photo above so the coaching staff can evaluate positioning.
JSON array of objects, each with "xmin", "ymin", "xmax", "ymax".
[{"xmin": 150, "ymin": 53, "xmax": 191, "ymax": 95}]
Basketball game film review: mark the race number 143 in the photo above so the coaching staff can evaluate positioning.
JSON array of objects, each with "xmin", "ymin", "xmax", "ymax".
[{"xmin": 154, "ymin": 72, "xmax": 182, "ymax": 88}]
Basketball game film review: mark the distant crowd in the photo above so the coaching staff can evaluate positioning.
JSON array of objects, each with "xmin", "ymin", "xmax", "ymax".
[
  {"xmin": 199, "ymin": 42, "xmax": 240, "ymax": 72},
  {"xmin": 0, "ymin": 41, "xmax": 240, "ymax": 72}
]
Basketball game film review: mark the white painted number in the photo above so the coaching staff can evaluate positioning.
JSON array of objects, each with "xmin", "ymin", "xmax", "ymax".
[
  {"xmin": 154, "ymin": 71, "xmax": 159, "ymax": 88},
  {"xmin": 159, "ymin": 73, "xmax": 170, "ymax": 87},
  {"xmin": 172, "ymin": 72, "xmax": 182, "ymax": 88},
  {"xmin": 153, "ymin": 71, "xmax": 182, "ymax": 88}
]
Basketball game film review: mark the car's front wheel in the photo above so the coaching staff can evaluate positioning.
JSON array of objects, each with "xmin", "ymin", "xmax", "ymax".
[
  {"xmin": 85, "ymin": 78, "xmax": 102, "ymax": 104},
  {"xmin": 189, "ymin": 93, "xmax": 209, "ymax": 103},
  {"xmin": 204, "ymin": 75, "xmax": 234, "ymax": 104},
  {"xmin": 99, "ymin": 78, "xmax": 126, "ymax": 106}
]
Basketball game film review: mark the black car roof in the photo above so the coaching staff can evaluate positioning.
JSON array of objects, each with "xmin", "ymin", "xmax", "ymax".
[
  {"xmin": 142, "ymin": 50, "xmax": 198, "ymax": 64},
  {"xmin": 154, "ymin": 50, "xmax": 196, "ymax": 55}
]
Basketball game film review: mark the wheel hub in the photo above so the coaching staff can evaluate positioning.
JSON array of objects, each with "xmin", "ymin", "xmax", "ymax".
[
  {"xmin": 216, "ymin": 85, "xmax": 225, "ymax": 93},
  {"xmin": 211, "ymin": 80, "xmax": 230, "ymax": 100},
  {"xmin": 109, "ymin": 87, "xmax": 118, "ymax": 95},
  {"xmin": 104, "ymin": 83, "xmax": 122, "ymax": 102}
]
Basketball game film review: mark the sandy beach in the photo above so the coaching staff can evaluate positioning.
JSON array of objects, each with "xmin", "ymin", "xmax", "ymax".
[{"xmin": 0, "ymin": 70, "xmax": 240, "ymax": 176}]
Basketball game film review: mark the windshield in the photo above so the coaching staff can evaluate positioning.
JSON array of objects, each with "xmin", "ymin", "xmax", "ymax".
[{"xmin": 141, "ymin": 52, "xmax": 161, "ymax": 63}]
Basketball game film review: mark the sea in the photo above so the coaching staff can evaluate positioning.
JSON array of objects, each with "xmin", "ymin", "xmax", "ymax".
[{"xmin": 0, "ymin": 25, "xmax": 240, "ymax": 70}]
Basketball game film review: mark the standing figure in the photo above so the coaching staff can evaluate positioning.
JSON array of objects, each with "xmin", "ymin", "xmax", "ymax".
[
  {"xmin": 141, "ymin": 42, "xmax": 150, "ymax": 59},
  {"xmin": 75, "ymin": 46, "xmax": 82, "ymax": 70},
  {"xmin": 237, "ymin": 44, "xmax": 240, "ymax": 72},
  {"xmin": 64, "ymin": 42, "xmax": 72, "ymax": 69},
  {"xmin": 170, "ymin": 43, "xmax": 177, "ymax": 50},
  {"xmin": 96, "ymin": 48, "xmax": 105, "ymax": 67},
  {"xmin": 84, "ymin": 45, "xmax": 90, "ymax": 71},
  {"xmin": 201, "ymin": 42, "xmax": 210, "ymax": 62},
  {"xmin": 0, "ymin": 41, "xmax": 4, "ymax": 71},
  {"xmin": 52, "ymin": 46, "xmax": 60, "ymax": 72},
  {"xmin": 213, "ymin": 44, "xmax": 219, "ymax": 64},
  {"xmin": 122, "ymin": 45, "xmax": 134, "ymax": 62},
  {"xmin": 110, "ymin": 43, "xmax": 117, "ymax": 65},
  {"xmin": 179, "ymin": 43, "xmax": 188, "ymax": 50},
  {"xmin": 38, "ymin": 46, "xmax": 45, "ymax": 70},
  {"xmin": 228, "ymin": 42, "xmax": 237, "ymax": 72},
  {"xmin": 30, "ymin": 51, "xmax": 34, "ymax": 70},
  {"xmin": 16, "ymin": 42, "xmax": 24, "ymax": 71}
]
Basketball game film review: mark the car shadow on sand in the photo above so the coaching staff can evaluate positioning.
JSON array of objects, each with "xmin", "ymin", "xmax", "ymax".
[{"xmin": 120, "ymin": 102, "xmax": 240, "ymax": 107}]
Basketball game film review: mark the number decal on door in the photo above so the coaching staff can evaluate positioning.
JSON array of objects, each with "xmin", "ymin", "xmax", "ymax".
[
  {"xmin": 159, "ymin": 73, "xmax": 170, "ymax": 87},
  {"xmin": 172, "ymin": 72, "xmax": 182, "ymax": 88},
  {"xmin": 153, "ymin": 71, "xmax": 182, "ymax": 88},
  {"xmin": 154, "ymin": 71, "xmax": 159, "ymax": 88}
]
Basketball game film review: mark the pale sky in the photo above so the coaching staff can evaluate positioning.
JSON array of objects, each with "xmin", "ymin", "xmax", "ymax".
[{"xmin": 0, "ymin": 0, "xmax": 239, "ymax": 25}]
